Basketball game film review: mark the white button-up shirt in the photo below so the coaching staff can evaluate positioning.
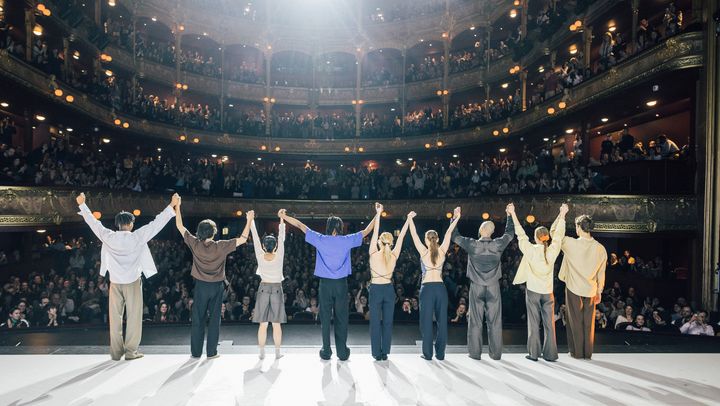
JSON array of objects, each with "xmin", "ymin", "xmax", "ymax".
[{"xmin": 78, "ymin": 203, "xmax": 175, "ymax": 284}]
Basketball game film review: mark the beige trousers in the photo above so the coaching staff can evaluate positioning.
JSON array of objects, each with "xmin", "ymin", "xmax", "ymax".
[{"xmin": 109, "ymin": 278, "xmax": 143, "ymax": 360}]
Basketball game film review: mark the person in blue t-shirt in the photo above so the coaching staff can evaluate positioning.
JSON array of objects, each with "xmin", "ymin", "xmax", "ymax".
[{"xmin": 281, "ymin": 204, "xmax": 380, "ymax": 360}]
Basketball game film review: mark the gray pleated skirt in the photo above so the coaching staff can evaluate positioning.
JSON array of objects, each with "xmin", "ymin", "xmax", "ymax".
[{"xmin": 252, "ymin": 282, "xmax": 287, "ymax": 323}]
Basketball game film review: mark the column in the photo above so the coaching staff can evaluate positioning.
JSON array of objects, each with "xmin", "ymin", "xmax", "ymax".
[
  {"xmin": 520, "ymin": 0, "xmax": 528, "ymax": 40},
  {"xmin": 631, "ymin": 0, "xmax": 639, "ymax": 54},
  {"xmin": 219, "ymin": 45, "xmax": 225, "ymax": 131},
  {"xmin": 550, "ymin": 50, "xmax": 557, "ymax": 69},
  {"xmin": 131, "ymin": 17, "xmax": 137, "ymax": 64},
  {"xmin": 520, "ymin": 70, "xmax": 527, "ymax": 111},
  {"xmin": 174, "ymin": 23, "xmax": 182, "ymax": 105},
  {"xmin": 583, "ymin": 26, "xmax": 592, "ymax": 69},
  {"xmin": 700, "ymin": 0, "xmax": 720, "ymax": 311},
  {"xmin": 442, "ymin": 31, "xmax": 450, "ymax": 130},
  {"xmin": 62, "ymin": 38, "xmax": 71, "ymax": 82},
  {"xmin": 486, "ymin": 27, "xmax": 492, "ymax": 71},
  {"xmin": 265, "ymin": 47, "xmax": 273, "ymax": 136},
  {"xmin": 94, "ymin": 0, "xmax": 102, "ymax": 26},
  {"xmin": 355, "ymin": 48, "xmax": 363, "ymax": 138},
  {"xmin": 25, "ymin": 7, "xmax": 34, "ymax": 62},
  {"xmin": 484, "ymin": 85, "xmax": 491, "ymax": 121},
  {"xmin": 401, "ymin": 48, "xmax": 407, "ymax": 133}
]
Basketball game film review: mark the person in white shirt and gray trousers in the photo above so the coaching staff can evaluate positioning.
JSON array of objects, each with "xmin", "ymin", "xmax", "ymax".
[{"xmin": 77, "ymin": 192, "xmax": 178, "ymax": 361}]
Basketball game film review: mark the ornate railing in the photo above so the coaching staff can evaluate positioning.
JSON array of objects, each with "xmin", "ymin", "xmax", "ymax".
[
  {"xmin": 0, "ymin": 187, "xmax": 699, "ymax": 233},
  {"xmin": 0, "ymin": 32, "xmax": 702, "ymax": 155}
]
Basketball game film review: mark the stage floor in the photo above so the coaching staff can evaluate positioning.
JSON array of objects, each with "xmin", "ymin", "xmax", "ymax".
[{"xmin": 0, "ymin": 352, "xmax": 718, "ymax": 406}]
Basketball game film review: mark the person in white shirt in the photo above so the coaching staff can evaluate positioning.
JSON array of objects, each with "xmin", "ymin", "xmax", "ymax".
[
  {"xmin": 77, "ymin": 192, "xmax": 178, "ymax": 361},
  {"xmin": 251, "ymin": 209, "xmax": 287, "ymax": 359},
  {"xmin": 511, "ymin": 203, "xmax": 568, "ymax": 362},
  {"xmin": 680, "ymin": 311, "xmax": 715, "ymax": 336}
]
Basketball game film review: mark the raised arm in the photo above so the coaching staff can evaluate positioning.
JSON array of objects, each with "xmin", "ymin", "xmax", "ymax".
[
  {"xmin": 249, "ymin": 217, "xmax": 263, "ymax": 260},
  {"xmin": 440, "ymin": 207, "xmax": 461, "ymax": 253},
  {"xmin": 547, "ymin": 204, "xmax": 568, "ymax": 261},
  {"xmin": 369, "ymin": 203, "xmax": 383, "ymax": 255},
  {"xmin": 174, "ymin": 197, "xmax": 187, "ymax": 236},
  {"xmin": 236, "ymin": 210, "xmax": 253, "ymax": 247},
  {"xmin": 76, "ymin": 193, "xmax": 113, "ymax": 243},
  {"xmin": 407, "ymin": 212, "xmax": 427, "ymax": 256},
  {"xmin": 361, "ymin": 204, "xmax": 381, "ymax": 238},
  {"xmin": 277, "ymin": 210, "xmax": 286, "ymax": 248},
  {"xmin": 280, "ymin": 210, "xmax": 308, "ymax": 233},
  {"xmin": 392, "ymin": 217, "xmax": 411, "ymax": 257},
  {"xmin": 509, "ymin": 206, "xmax": 532, "ymax": 255},
  {"xmin": 496, "ymin": 203, "xmax": 516, "ymax": 250},
  {"xmin": 134, "ymin": 193, "xmax": 179, "ymax": 244}
]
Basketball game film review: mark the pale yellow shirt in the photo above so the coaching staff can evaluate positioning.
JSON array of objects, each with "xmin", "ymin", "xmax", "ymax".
[
  {"xmin": 512, "ymin": 216, "xmax": 565, "ymax": 294},
  {"xmin": 553, "ymin": 220, "xmax": 607, "ymax": 298}
]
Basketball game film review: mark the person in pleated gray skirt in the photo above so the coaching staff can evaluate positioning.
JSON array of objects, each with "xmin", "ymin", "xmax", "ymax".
[
  {"xmin": 250, "ymin": 209, "xmax": 287, "ymax": 359},
  {"xmin": 510, "ymin": 203, "xmax": 568, "ymax": 362}
]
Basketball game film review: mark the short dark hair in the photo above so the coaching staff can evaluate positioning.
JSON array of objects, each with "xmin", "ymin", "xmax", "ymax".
[
  {"xmin": 326, "ymin": 216, "xmax": 344, "ymax": 235},
  {"xmin": 657, "ymin": 134, "xmax": 668, "ymax": 143},
  {"xmin": 262, "ymin": 235, "xmax": 277, "ymax": 252},
  {"xmin": 115, "ymin": 211, "xmax": 135, "ymax": 229},
  {"xmin": 575, "ymin": 214, "xmax": 593, "ymax": 233},
  {"xmin": 196, "ymin": 220, "xmax": 217, "ymax": 240}
]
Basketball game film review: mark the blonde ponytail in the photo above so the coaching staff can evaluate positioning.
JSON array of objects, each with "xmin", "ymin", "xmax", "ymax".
[
  {"xmin": 425, "ymin": 230, "xmax": 440, "ymax": 266},
  {"xmin": 379, "ymin": 232, "xmax": 394, "ymax": 268},
  {"xmin": 535, "ymin": 227, "xmax": 551, "ymax": 264}
]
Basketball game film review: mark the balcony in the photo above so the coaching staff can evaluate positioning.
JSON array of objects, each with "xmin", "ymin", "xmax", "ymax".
[{"xmin": 0, "ymin": 187, "xmax": 699, "ymax": 233}]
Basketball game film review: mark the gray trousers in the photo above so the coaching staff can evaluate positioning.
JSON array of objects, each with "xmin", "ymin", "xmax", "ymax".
[
  {"xmin": 525, "ymin": 290, "xmax": 558, "ymax": 361},
  {"xmin": 109, "ymin": 278, "xmax": 143, "ymax": 360},
  {"xmin": 467, "ymin": 283, "xmax": 502, "ymax": 360}
]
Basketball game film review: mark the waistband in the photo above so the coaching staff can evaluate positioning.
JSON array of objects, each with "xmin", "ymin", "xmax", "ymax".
[
  {"xmin": 318, "ymin": 277, "xmax": 347, "ymax": 282},
  {"xmin": 421, "ymin": 282, "xmax": 445, "ymax": 286},
  {"xmin": 259, "ymin": 282, "xmax": 283, "ymax": 287}
]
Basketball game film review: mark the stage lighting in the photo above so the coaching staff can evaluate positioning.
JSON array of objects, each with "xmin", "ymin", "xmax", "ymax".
[
  {"xmin": 446, "ymin": 212, "xmax": 453, "ymax": 219},
  {"xmin": 33, "ymin": 24, "xmax": 43, "ymax": 36},
  {"xmin": 65, "ymin": 95, "xmax": 74, "ymax": 103},
  {"xmin": 547, "ymin": 107, "xmax": 555, "ymax": 115},
  {"xmin": 35, "ymin": 115, "xmax": 46, "ymax": 121},
  {"xmin": 646, "ymin": 100, "xmax": 658, "ymax": 107},
  {"xmin": 92, "ymin": 211, "xmax": 102, "ymax": 220},
  {"xmin": 482, "ymin": 212, "xmax": 490, "ymax": 220},
  {"xmin": 54, "ymin": 89, "xmax": 63, "ymax": 97},
  {"xmin": 526, "ymin": 215, "xmax": 536, "ymax": 224},
  {"xmin": 133, "ymin": 209, "xmax": 141, "ymax": 216}
]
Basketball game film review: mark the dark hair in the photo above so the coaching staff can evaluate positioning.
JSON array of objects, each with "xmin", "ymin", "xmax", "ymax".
[
  {"xmin": 575, "ymin": 214, "xmax": 593, "ymax": 233},
  {"xmin": 657, "ymin": 134, "xmax": 668, "ymax": 143},
  {"xmin": 326, "ymin": 216, "xmax": 344, "ymax": 235},
  {"xmin": 115, "ymin": 211, "xmax": 135, "ymax": 229},
  {"xmin": 262, "ymin": 235, "xmax": 277, "ymax": 252},
  {"xmin": 196, "ymin": 219, "xmax": 217, "ymax": 240}
]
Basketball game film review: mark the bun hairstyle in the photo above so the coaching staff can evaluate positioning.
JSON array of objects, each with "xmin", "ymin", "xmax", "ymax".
[
  {"xmin": 534, "ymin": 226, "xmax": 551, "ymax": 264},
  {"xmin": 378, "ymin": 232, "xmax": 394, "ymax": 267},
  {"xmin": 425, "ymin": 230, "xmax": 440, "ymax": 266},
  {"xmin": 326, "ymin": 216, "xmax": 344, "ymax": 235},
  {"xmin": 115, "ymin": 211, "xmax": 135, "ymax": 229},
  {"xmin": 196, "ymin": 219, "xmax": 218, "ymax": 240},
  {"xmin": 262, "ymin": 235, "xmax": 277, "ymax": 253},
  {"xmin": 574, "ymin": 214, "xmax": 594, "ymax": 233}
]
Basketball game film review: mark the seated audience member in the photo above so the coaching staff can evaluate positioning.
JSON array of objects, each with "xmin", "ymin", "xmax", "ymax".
[
  {"xmin": 680, "ymin": 311, "xmax": 715, "ymax": 336},
  {"xmin": 614, "ymin": 305, "xmax": 634, "ymax": 330},
  {"xmin": 626, "ymin": 315, "xmax": 651, "ymax": 332},
  {"xmin": 450, "ymin": 303, "xmax": 468, "ymax": 324},
  {"xmin": 1, "ymin": 308, "xmax": 30, "ymax": 329},
  {"xmin": 657, "ymin": 134, "xmax": 680, "ymax": 158},
  {"xmin": 595, "ymin": 309, "xmax": 608, "ymax": 330}
]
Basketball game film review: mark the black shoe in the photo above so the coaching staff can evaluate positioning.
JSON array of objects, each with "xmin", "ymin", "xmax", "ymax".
[
  {"xmin": 338, "ymin": 348, "xmax": 350, "ymax": 361},
  {"xmin": 381, "ymin": 354, "xmax": 388, "ymax": 361},
  {"xmin": 420, "ymin": 355, "xmax": 432, "ymax": 361},
  {"xmin": 374, "ymin": 356, "xmax": 383, "ymax": 361},
  {"xmin": 544, "ymin": 358, "xmax": 558, "ymax": 362},
  {"xmin": 319, "ymin": 349, "xmax": 332, "ymax": 360},
  {"xmin": 525, "ymin": 355, "xmax": 538, "ymax": 362}
]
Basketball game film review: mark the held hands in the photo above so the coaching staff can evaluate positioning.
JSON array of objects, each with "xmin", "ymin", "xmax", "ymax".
[
  {"xmin": 453, "ymin": 206, "xmax": 461, "ymax": 220},
  {"xmin": 407, "ymin": 211, "xmax": 417, "ymax": 220},
  {"xmin": 170, "ymin": 193, "xmax": 181, "ymax": 208},
  {"xmin": 76, "ymin": 193, "xmax": 86, "ymax": 206},
  {"xmin": 246, "ymin": 210, "xmax": 255, "ymax": 220},
  {"xmin": 375, "ymin": 202, "xmax": 384, "ymax": 214},
  {"xmin": 277, "ymin": 209, "xmax": 286, "ymax": 222},
  {"xmin": 559, "ymin": 203, "xmax": 569, "ymax": 216},
  {"xmin": 506, "ymin": 203, "xmax": 515, "ymax": 216}
]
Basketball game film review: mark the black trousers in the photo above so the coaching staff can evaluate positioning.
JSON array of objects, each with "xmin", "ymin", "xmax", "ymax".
[
  {"xmin": 369, "ymin": 283, "xmax": 395, "ymax": 358},
  {"xmin": 419, "ymin": 282, "xmax": 448, "ymax": 359},
  {"xmin": 191, "ymin": 279, "xmax": 224, "ymax": 357},
  {"xmin": 318, "ymin": 277, "xmax": 349, "ymax": 359}
]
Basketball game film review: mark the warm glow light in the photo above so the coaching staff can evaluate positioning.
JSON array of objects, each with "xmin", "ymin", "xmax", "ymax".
[
  {"xmin": 569, "ymin": 45, "xmax": 578, "ymax": 55},
  {"xmin": 358, "ymin": 147, "xmax": 365, "ymax": 152},
  {"xmin": 381, "ymin": 211, "xmax": 388, "ymax": 218},
  {"xmin": 65, "ymin": 95, "xmax": 74, "ymax": 103},
  {"xmin": 132, "ymin": 209, "xmax": 141, "ymax": 216},
  {"xmin": 108, "ymin": 0, "xmax": 116, "ymax": 6},
  {"xmin": 558, "ymin": 101, "xmax": 567, "ymax": 109},
  {"xmin": 114, "ymin": 118, "xmax": 121, "ymax": 125},
  {"xmin": 54, "ymin": 89, "xmax": 63, "ymax": 97},
  {"xmin": 526, "ymin": 214, "xmax": 536, "ymax": 224},
  {"xmin": 179, "ymin": 134, "xmax": 187, "ymax": 141},
  {"xmin": 424, "ymin": 143, "xmax": 431, "ymax": 149},
  {"xmin": 105, "ymin": 70, "xmax": 113, "ymax": 77},
  {"xmin": 102, "ymin": 138, "xmax": 111, "ymax": 144},
  {"xmin": 37, "ymin": 4, "xmax": 46, "ymax": 11},
  {"xmin": 482, "ymin": 212, "xmax": 490, "ymax": 220},
  {"xmin": 182, "ymin": 84, "xmax": 188, "ymax": 90},
  {"xmin": 36, "ymin": 229, "xmax": 47, "ymax": 234},
  {"xmin": 33, "ymin": 24, "xmax": 43, "ymax": 36},
  {"xmin": 547, "ymin": 107, "xmax": 555, "ymax": 115},
  {"xmin": 492, "ymin": 130, "xmax": 500, "ymax": 136},
  {"xmin": 441, "ymin": 32, "xmax": 448, "ymax": 38},
  {"xmin": 176, "ymin": 83, "xmax": 182, "ymax": 89},
  {"xmin": 122, "ymin": 122, "xmax": 129, "ymax": 128},
  {"xmin": 565, "ymin": 129, "xmax": 574, "ymax": 134},
  {"xmin": 274, "ymin": 146, "xmax": 280, "ymax": 152},
  {"xmin": 601, "ymin": 117, "xmax": 609, "ymax": 123},
  {"xmin": 499, "ymin": 148, "xmax": 507, "ymax": 153},
  {"xmin": 513, "ymin": 0, "xmax": 520, "ymax": 5},
  {"xmin": 502, "ymin": 127, "xmax": 509, "ymax": 134},
  {"xmin": 509, "ymin": 9, "xmax": 518, "ymax": 18},
  {"xmin": 501, "ymin": 83, "xmax": 509, "ymax": 89},
  {"xmin": 436, "ymin": 140, "xmax": 444, "ymax": 147},
  {"xmin": 92, "ymin": 211, "xmax": 102, "ymax": 220},
  {"xmin": 446, "ymin": 212, "xmax": 453, "ymax": 219},
  {"xmin": 646, "ymin": 100, "xmax": 658, "ymax": 107},
  {"xmin": 436, "ymin": 90, "xmax": 442, "ymax": 96},
  {"xmin": 0, "ymin": 102, "xmax": 8, "ymax": 108},
  {"xmin": 543, "ymin": 137, "xmax": 549, "ymax": 142},
  {"xmin": 260, "ymin": 145, "xmax": 267, "ymax": 151},
  {"xmin": 344, "ymin": 146, "xmax": 351, "ymax": 152},
  {"xmin": 608, "ymin": 23, "xmax": 616, "ymax": 32},
  {"xmin": 192, "ymin": 137, "xmax": 200, "ymax": 143},
  {"xmin": 35, "ymin": 115, "xmax": 46, "ymax": 121},
  {"xmin": 236, "ymin": 210, "xmax": 243, "ymax": 217}
]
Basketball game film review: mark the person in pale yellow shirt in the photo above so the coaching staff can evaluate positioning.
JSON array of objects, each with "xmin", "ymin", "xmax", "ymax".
[
  {"xmin": 551, "ymin": 213, "xmax": 608, "ymax": 360},
  {"xmin": 511, "ymin": 203, "xmax": 568, "ymax": 362}
]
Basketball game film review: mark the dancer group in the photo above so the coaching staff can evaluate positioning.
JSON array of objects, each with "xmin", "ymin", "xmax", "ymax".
[{"xmin": 76, "ymin": 192, "xmax": 606, "ymax": 362}]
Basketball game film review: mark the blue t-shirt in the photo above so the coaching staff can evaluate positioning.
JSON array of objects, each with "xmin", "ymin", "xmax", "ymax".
[{"xmin": 305, "ymin": 230, "xmax": 363, "ymax": 279}]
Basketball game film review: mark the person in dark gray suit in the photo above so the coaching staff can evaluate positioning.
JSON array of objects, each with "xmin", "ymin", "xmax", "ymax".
[{"xmin": 452, "ymin": 204, "xmax": 515, "ymax": 360}]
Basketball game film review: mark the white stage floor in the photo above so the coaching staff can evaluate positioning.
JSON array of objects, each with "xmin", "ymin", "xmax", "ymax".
[{"xmin": 0, "ymin": 352, "xmax": 718, "ymax": 405}]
